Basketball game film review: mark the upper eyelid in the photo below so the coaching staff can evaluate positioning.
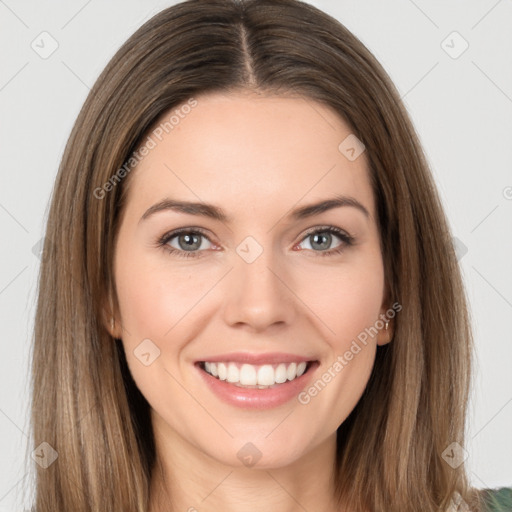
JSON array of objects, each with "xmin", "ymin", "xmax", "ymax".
[{"xmin": 301, "ymin": 225, "xmax": 351, "ymax": 238}]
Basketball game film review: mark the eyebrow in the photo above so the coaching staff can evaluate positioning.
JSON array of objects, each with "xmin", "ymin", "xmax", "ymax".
[{"xmin": 139, "ymin": 194, "xmax": 370, "ymax": 224}]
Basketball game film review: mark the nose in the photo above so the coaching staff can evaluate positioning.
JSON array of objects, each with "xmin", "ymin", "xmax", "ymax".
[{"xmin": 222, "ymin": 245, "xmax": 297, "ymax": 332}]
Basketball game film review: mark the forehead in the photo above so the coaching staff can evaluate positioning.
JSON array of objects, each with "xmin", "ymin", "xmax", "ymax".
[{"xmin": 123, "ymin": 92, "xmax": 374, "ymax": 222}]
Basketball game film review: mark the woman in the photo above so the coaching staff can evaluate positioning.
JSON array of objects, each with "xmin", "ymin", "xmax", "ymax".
[{"xmin": 29, "ymin": 0, "xmax": 511, "ymax": 510}]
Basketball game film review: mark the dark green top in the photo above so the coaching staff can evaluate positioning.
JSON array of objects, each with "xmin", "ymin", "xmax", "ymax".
[{"xmin": 481, "ymin": 487, "xmax": 512, "ymax": 511}]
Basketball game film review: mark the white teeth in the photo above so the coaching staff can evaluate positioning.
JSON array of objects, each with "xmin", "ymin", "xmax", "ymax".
[
  {"xmin": 202, "ymin": 361, "xmax": 310, "ymax": 386},
  {"xmin": 240, "ymin": 364, "xmax": 257, "ymax": 385},
  {"xmin": 275, "ymin": 363, "xmax": 288, "ymax": 384},
  {"xmin": 226, "ymin": 364, "xmax": 239, "ymax": 383},
  {"xmin": 286, "ymin": 362, "xmax": 297, "ymax": 380},
  {"xmin": 257, "ymin": 365, "xmax": 275, "ymax": 386},
  {"xmin": 218, "ymin": 362, "xmax": 227, "ymax": 381}
]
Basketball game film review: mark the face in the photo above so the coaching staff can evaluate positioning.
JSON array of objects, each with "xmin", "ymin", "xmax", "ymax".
[{"xmin": 110, "ymin": 91, "xmax": 392, "ymax": 469}]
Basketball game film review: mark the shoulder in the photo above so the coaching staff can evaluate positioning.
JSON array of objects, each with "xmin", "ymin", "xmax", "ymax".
[{"xmin": 479, "ymin": 487, "xmax": 512, "ymax": 511}]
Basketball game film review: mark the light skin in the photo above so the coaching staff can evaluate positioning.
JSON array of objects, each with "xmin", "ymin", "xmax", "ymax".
[{"xmin": 107, "ymin": 90, "xmax": 393, "ymax": 512}]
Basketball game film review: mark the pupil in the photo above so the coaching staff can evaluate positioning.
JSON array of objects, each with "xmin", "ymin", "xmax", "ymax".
[
  {"xmin": 180, "ymin": 233, "xmax": 200, "ymax": 250},
  {"xmin": 312, "ymin": 233, "xmax": 330, "ymax": 250}
]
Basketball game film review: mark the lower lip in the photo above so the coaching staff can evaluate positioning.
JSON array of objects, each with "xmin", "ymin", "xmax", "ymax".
[{"xmin": 195, "ymin": 361, "xmax": 319, "ymax": 410}]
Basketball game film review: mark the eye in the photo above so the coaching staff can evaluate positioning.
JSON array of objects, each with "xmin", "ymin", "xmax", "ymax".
[
  {"xmin": 157, "ymin": 228, "xmax": 215, "ymax": 258},
  {"xmin": 156, "ymin": 225, "xmax": 355, "ymax": 259},
  {"xmin": 295, "ymin": 226, "xmax": 354, "ymax": 256}
]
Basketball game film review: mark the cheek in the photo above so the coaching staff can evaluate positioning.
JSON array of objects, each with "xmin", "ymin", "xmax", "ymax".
[
  {"xmin": 113, "ymin": 250, "xmax": 202, "ymax": 408},
  {"xmin": 295, "ymin": 264, "xmax": 384, "ymax": 427},
  {"xmin": 114, "ymin": 248, "xmax": 207, "ymax": 343},
  {"xmin": 114, "ymin": 263, "xmax": 166, "ymax": 341},
  {"xmin": 298, "ymin": 255, "xmax": 385, "ymax": 349}
]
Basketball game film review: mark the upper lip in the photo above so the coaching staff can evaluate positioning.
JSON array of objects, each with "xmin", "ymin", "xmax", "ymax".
[{"xmin": 196, "ymin": 352, "xmax": 316, "ymax": 365}]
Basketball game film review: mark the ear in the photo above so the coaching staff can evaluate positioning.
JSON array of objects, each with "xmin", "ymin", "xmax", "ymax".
[
  {"xmin": 101, "ymin": 293, "xmax": 123, "ymax": 340},
  {"xmin": 376, "ymin": 298, "xmax": 395, "ymax": 346},
  {"xmin": 376, "ymin": 310, "xmax": 394, "ymax": 346}
]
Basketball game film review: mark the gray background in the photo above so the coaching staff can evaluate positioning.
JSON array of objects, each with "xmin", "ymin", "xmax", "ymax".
[{"xmin": 1, "ymin": 0, "xmax": 511, "ymax": 509}]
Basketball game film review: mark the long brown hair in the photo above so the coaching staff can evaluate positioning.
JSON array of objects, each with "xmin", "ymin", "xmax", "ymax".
[{"xmin": 29, "ymin": 0, "xmax": 482, "ymax": 510}]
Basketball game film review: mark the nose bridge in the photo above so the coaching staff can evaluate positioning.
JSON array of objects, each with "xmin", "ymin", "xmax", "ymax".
[{"xmin": 222, "ymin": 236, "xmax": 295, "ymax": 329}]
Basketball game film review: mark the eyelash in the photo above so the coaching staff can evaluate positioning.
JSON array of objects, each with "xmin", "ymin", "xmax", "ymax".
[{"xmin": 156, "ymin": 226, "xmax": 355, "ymax": 259}]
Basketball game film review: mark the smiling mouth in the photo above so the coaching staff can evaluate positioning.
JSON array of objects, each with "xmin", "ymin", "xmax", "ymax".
[{"xmin": 196, "ymin": 360, "xmax": 316, "ymax": 389}]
